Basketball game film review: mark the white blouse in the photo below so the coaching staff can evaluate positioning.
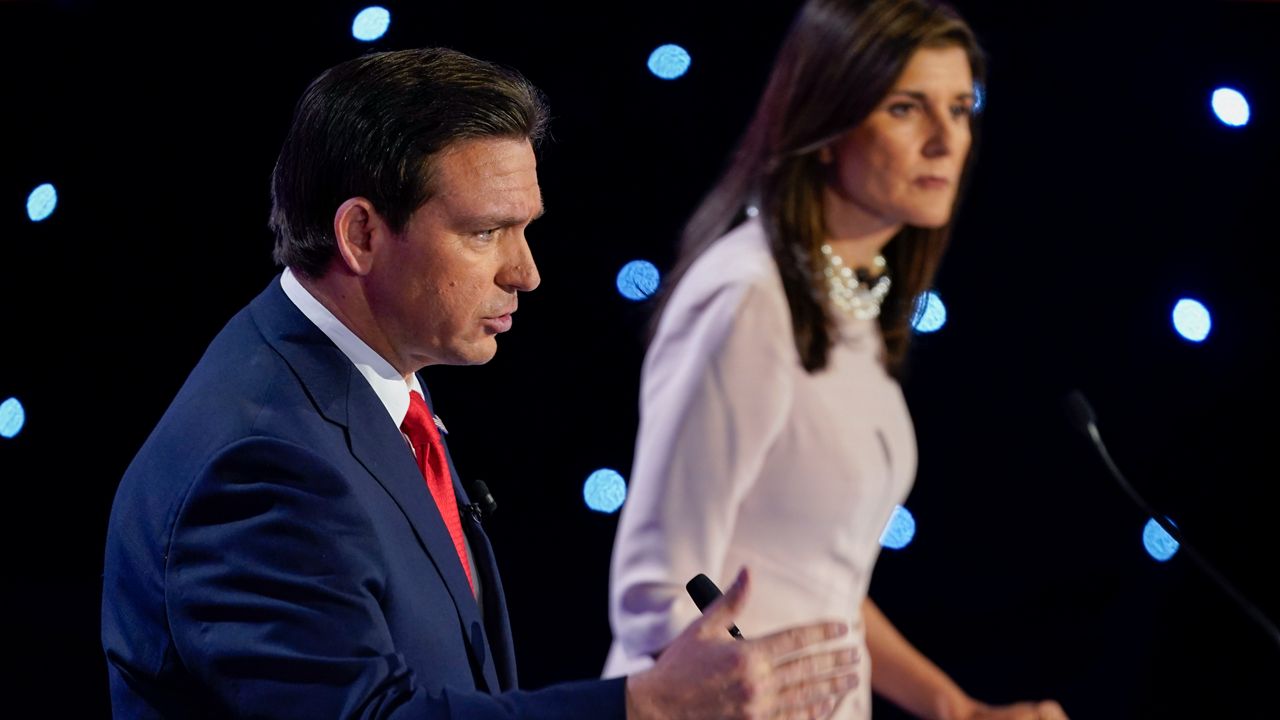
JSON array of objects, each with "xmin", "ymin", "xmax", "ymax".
[{"xmin": 605, "ymin": 219, "xmax": 917, "ymax": 719}]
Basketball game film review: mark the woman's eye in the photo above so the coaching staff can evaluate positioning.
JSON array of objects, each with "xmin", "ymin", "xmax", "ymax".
[{"xmin": 888, "ymin": 102, "xmax": 916, "ymax": 117}]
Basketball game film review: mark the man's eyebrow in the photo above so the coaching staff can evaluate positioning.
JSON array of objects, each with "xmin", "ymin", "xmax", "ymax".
[{"xmin": 468, "ymin": 204, "xmax": 546, "ymax": 228}]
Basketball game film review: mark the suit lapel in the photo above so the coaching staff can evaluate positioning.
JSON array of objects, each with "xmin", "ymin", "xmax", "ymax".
[
  {"xmin": 345, "ymin": 378, "xmax": 502, "ymax": 692},
  {"xmin": 425, "ymin": 386, "xmax": 515, "ymax": 691},
  {"xmin": 460, "ymin": 506, "xmax": 519, "ymax": 690},
  {"xmin": 250, "ymin": 276, "xmax": 501, "ymax": 693}
]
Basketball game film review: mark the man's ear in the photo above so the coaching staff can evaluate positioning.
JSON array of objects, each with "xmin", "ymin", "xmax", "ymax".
[{"xmin": 333, "ymin": 197, "xmax": 387, "ymax": 276}]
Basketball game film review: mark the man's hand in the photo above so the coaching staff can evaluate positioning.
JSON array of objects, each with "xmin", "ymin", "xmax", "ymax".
[{"xmin": 625, "ymin": 567, "xmax": 859, "ymax": 720}]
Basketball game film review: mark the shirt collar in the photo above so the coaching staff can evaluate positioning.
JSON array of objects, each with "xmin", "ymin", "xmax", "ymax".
[{"xmin": 280, "ymin": 267, "xmax": 423, "ymax": 427}]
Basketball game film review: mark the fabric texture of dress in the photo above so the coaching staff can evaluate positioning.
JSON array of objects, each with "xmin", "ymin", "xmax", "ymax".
[{"xmin": 605, "ymin": 219, "xmax": 917, "ymax": 719}]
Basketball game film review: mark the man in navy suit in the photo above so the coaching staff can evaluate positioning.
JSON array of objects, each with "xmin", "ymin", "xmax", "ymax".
[{"xmin": 101, "ymin": 47, "xmax": 858, "ymax": 719}]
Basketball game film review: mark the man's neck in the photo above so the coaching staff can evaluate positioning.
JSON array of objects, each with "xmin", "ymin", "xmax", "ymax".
[{"xmin": 293, "ymin": 270, "xmax": 414, "ymax": 382}]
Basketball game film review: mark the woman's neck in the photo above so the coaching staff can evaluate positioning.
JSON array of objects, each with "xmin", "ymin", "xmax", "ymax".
[{"xmin": 821, "ymin": 194, "xmax": 901, "ymax": 268}]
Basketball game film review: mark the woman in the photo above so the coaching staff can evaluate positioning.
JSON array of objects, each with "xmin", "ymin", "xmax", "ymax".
[{"xmin": 605, "ymin": 1, "xmax": 1069, "ymax": 718}]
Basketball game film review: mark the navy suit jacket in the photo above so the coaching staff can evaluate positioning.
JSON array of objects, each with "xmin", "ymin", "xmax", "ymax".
[{"xmin": 102, "ymin": 276, "xmax": 625, "ymax": 718}]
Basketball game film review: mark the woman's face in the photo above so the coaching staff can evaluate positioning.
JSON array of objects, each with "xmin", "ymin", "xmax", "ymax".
[{"xmin": 822, "ymin": 44, "xmax": 975, "ymax": 237}]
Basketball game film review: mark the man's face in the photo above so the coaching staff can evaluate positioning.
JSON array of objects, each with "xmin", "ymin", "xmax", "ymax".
[{"xmin": 367, "ymin": 136, "xmax": 543, "ymax": 369}]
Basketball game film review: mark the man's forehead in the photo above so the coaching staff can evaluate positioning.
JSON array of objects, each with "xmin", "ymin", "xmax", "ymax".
[
  {"xmin": 435, "ymin": 137, "xmax": 536, "ymax": 179},
  {"xmin": 430, "ymin": 137, "xmax": 542, "ymax": 221}
]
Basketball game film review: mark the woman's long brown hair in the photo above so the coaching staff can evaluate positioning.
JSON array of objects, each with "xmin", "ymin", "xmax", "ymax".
[{"xmin": 652, "ymin": 0, "xmax": 986, "ymax": 378}]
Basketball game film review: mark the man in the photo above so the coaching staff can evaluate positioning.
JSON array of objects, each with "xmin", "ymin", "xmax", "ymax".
[{"xmin": 102, "ymin": 48, "xmax": 858, "ymax": 719}]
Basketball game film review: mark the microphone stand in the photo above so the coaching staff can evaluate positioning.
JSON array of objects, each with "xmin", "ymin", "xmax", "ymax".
[{"xmin": 1066, "ymin": 390, "xmax": 1280, "ymax": 651}]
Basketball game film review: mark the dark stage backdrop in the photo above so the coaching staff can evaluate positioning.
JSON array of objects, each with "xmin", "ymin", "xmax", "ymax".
[{"xmin": 2, "ymin": 1, "xmax": 1277, "ymax": 717}]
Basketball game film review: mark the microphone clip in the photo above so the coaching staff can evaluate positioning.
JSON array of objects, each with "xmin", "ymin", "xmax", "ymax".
[
  {"xmin": 462, "ymin": 502, "xmax": 487, "ymax": 523},
  {"xmin": 462, "ymin": 479, "xmax": 498, "ymax": 524}
]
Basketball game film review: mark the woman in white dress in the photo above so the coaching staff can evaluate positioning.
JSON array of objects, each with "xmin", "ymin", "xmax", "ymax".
[{"xmin": 605, "ymin": 1, "xmax": 1069, "ymax": 719}]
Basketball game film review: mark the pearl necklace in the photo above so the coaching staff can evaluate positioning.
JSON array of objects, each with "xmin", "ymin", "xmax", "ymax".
[{"xmin": 818, "ymin": 244, "xmax": 890, "ymax": 320}]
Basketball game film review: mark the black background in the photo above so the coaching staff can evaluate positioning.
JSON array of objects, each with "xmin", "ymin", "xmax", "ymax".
[{"xmin": 2, "ymin": 1, "xmax": 1277, "ymax": 717}]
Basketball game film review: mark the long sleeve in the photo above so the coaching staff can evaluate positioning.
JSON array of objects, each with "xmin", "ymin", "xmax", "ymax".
[
  {"xmin": 149, "ymin": 437, "xmax": 624, "ymax": 719},
  {"xmin": 607, "ymin": 257, "xmax": 796, "ymax": 671}
]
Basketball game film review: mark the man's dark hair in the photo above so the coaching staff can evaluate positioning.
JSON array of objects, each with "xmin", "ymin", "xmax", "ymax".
[{"xmin": 269, "ymin": 47, "xmax": 549, "ymax": 278}]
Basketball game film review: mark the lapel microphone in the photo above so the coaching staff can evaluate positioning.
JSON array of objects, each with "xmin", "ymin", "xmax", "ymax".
[
  {"xmin": 463, "ymin": 479, "xmax": 498, "ymax": 523},
  {"xmin": 1065, "ymin": 390, "xmax": 1280, "ymax": 651}
]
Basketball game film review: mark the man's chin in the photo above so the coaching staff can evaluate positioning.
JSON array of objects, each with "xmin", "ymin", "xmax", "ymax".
[
  {"xmin": 455, "ymin": 339, "xmax": 500, "ymax": 366},
  {"xmin": 413, "ymin": 339, "xmax": 498, "ymax": 368}
]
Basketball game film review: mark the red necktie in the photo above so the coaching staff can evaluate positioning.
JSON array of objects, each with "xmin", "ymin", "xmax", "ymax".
[{"xmin": 402, "ymin": 390, "xmax": 474, "ymax": 594}]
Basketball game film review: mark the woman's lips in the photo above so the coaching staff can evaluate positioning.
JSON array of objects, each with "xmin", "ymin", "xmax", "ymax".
[{"xmin": 914, "ymin": 175, "xmax": 951, "ymax": 189}]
